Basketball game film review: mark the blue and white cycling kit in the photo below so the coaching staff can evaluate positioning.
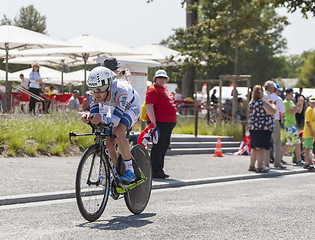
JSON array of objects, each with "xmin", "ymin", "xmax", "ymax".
[{"xmin": 89, "ymin": 79, "xmax": 141, "ymax": 129}]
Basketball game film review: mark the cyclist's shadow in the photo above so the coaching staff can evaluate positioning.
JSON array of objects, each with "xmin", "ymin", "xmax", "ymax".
[{"xmin": 77, "ymin": 213, "xmax": 156, "ymax": 230}]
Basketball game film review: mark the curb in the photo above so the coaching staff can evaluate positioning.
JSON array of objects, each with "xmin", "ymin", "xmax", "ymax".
[{"xmin": 0, "ymin": 169, "xmax": 310, "ymax": 206}]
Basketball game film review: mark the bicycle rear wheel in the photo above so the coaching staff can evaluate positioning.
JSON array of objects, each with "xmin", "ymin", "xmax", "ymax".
[
  {"xmin": 124, "ymin": 144, "xmax": 152, "ymax": 214},
  {"xmin": 75, "ymin": 145, "xmax": 110, "ymax": 222}
]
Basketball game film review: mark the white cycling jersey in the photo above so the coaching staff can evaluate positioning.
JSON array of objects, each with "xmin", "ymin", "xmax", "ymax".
[{"xmin": 90, "ymin": 79, "xmax": 141, "ymax": 128}]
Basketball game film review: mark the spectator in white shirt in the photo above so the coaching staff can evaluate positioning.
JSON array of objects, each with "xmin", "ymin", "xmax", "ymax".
[
  {"xmin": 270, "ymin": 83, "xmax": 286, "ymax": 168},
  {"xmin": 19, "ymin": 74, "xmax": 29, "ymax": 90}
]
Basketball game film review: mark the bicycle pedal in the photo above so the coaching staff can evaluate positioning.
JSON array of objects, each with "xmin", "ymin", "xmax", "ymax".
[{"xmin": 118, "ymin": 182, "xmax": 129, "ymax": 191}]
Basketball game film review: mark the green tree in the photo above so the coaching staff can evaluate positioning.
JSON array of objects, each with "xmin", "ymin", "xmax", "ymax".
[
  {"xmin": 181, "ymin": 0, "xmax": 199, "ymax": 98},
  {"xmin": 297, "ymin": 51, "xmax": 315, "ymax": 87},
  {"xmin": 162, "ymin": 1, "xmax": 288, "ymax": 87},
  {"xmin": 0, "ymin": 4, "xmax": 47, "ymax": 33},
  {"xmin": 279, "ymin": 54, "xmax": 304, "ymax": 78},
  {"xmin": 0, "ymin": 14, "xmax": 12, "ymax": 25},
  {"xmin": 274, "ymin": 0, "xmax": 315, "ymax": 17}
]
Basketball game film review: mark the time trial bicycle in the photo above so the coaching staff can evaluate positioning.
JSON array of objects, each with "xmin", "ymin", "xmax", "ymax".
[{"xmin": 69, "ymin": 123, "xmax": 152, "ymax": 222}]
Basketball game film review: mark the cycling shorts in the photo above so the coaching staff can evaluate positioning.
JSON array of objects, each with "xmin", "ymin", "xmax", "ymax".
[{"xmin": 118, "ymin": 105, "xmax": 141, "ymax": 130}]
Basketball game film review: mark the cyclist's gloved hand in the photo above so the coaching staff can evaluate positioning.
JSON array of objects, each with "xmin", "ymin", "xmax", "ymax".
[
  {"xmin": 81, "ymin": 112, "xmax": 90, "ymax": 123},
  {"xmin": 90, "ymin": 113, "xmax": 101, "ymax": 125}
]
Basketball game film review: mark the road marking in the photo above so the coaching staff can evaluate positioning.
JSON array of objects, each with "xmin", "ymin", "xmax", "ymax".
[
  {"xmin": 1, "ymin": 172, "xmax": 313, "ymax": 210},
  {"xmin": 0, "ymin": 198, "xmax": 76, "ymax": 210}
]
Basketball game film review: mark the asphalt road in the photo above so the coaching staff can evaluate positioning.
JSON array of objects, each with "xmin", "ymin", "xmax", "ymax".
[
  {"xmin": 0, "ymin": 154, "xmax": 306, "ymax": 196},
  {"xmin": 1, "ymin": 173, "xmax": 315, "ymax": 239}
]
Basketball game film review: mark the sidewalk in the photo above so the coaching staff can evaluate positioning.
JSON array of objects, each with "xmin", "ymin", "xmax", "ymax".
[{"xmin": 0, "ymin": 154, "xmax": 310, "ymax": 205}]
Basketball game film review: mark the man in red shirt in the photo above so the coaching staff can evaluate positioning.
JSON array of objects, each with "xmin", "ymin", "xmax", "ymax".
[{"xmin": 145, "ymin": 70, "xmax": 177, "ymax": 179}]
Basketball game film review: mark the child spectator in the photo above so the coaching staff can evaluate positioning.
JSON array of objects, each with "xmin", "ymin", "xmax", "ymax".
[
  {"xmin": 292, "ymin": 131, "xmax": 305, "ymax": 166},
  {"xmin": 302, "ymin": 96, "xmax": 315, "ymax": 169}
]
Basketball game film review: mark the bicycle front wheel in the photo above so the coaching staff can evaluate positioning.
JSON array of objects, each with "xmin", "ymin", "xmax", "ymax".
[
  {"xmin": 124, "ymin": 144, "xmax": 152, "ymax": 214},
  {"xmin": 75, "ymin": 145, "xmax": 110, "ymax": 222}
]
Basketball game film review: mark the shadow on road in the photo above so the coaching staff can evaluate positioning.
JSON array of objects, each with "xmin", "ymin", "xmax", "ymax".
[{"xmin": 77, "ymin": 212, "xmax": 156, "ymax": 230}]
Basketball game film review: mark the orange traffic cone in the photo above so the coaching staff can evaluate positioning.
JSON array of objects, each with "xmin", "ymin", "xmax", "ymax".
[{"xmin": 213, "ymin": 137, "xmax": 223, "ymax": 157}]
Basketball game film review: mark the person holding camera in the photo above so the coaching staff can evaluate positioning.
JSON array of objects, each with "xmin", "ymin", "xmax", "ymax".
[
  {"xmin": 103, "ymin": 57, "xmax": 131, "ymax": 83},
  {"xmin": 280, "ymin": 88, "xmax": 305, "ymax": 165}
]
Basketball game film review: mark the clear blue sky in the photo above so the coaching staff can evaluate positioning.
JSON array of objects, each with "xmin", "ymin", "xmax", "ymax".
[{"xmin": 1, "ymin": 0, "xmax": 314, "ymax": 55}]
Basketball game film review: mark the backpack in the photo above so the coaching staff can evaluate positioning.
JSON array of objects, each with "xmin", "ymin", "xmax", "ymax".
[{"xmin": 140, "ymin": 86, "xmax": 157, "ymax": 121}]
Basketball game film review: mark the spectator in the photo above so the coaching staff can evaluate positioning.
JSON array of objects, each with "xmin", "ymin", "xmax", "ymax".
[
  {"xmin": 145, "ymin": 69, "xmax": 177, "ymax": 179},
  {"xmin": 211, "ymin": 89, "xmax": 219, "ymax": 104},
  {"xmin": 223, "ymin": 99, "xmax": 232, "ymax": 116},
  {"xmin": 174, "ymin": 88, "xmax": 183, "ymax": 101},
  {"xmin": 82, "ymin": 90, "xmax": 90, "ymax": 112},
  {"xmin": 19, "ymin": 74, "xmax": 29, "ymax": 90},
  {"xmin": 279, "ymin": 87, "xmax": 285, "ymax": 100},
  {"xmin": 262, "ymin": 80, "xmax": 276, "ymax": 170},
  {"xmin": 280, "ymin": 88, "xmax": 305, "ymax": 164},
  {"xmin": 294, "ymin": 88, "xmax": 306, "ymax": 128},
  {"xmin": 29, "ymin": 62, "xmax": 42, "ymax": 114},
  {"xmin": 174, "ymin": 87, "xmax": 183, "ymax": 114},
  {"xmin": 292, "ymin": 131, "xmax": 305, "ymax": 165},
  {"xmin": 46, "ymin": 86, "xmax": 58, "ymax": 112},
  {"xmin": 248, "ymin": 85, "xmax": 276, "ymax": 173},
  {"xmin": 270, "ymin": 83, "xmax": 286, "ymax": 168},
  {"xmin": 236, "ymin": 97, "xmax": 246, "ymax": 120},
  {"xmin": 103, "ymin": 57, "xmax": 120, "ymax": 70},
  {"xmin": 302, "ymin": 96, "xmax": 315, "ymax": 169},
  {"xmin": 49, "ymin": 86, "xmax": 59, "ymax": 95},
  {"xmin": 69, "ymin": 90, "xmax": 80, "ymax": 111},
  {"xmin": 231, "ymin": 88, "xmax": 239, "ymax": 116},
  {"xmin": 103, "ymin": 57, "xmax": 131, "ymax": 83}
]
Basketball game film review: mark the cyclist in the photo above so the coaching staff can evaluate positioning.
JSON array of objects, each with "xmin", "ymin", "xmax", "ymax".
[{"xmin": 81, "ymin": 66, "xmax": 141, "ymax": 183}]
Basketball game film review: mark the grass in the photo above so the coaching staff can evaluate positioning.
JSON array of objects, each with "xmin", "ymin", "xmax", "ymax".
[
  {"xmin": 173, "ymin": 116, "xmax": 243, "ymax": 141},
  {"xmin": 0, "ymin": 112, "xmax": 94, "ymax": 157},
  {"xmin": 0, "ymin": 112, "xmax": 243, "ymax": 157}
]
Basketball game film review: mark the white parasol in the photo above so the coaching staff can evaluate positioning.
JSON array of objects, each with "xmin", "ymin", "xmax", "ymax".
[
  {"xmin": 11, "ymin": 34, "xmax": 147, "ymax": 92},
  {"xmin": 0, "ymin": 25, "xmax": 77, "ymax": 111}
]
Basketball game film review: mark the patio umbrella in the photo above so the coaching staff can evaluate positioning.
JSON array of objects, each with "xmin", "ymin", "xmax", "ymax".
[
  {"xmin": 7, "ymin": 56, "xmax": 89, "ymax": 92},
  {"xmin": 12, "ymin": 34, "xmax": 147, "ymax": 92},
  {"xmin": 0, "ymin": 69, "xmax": 13, "ymax": 80},
  {"xmin": 65, "ymin": 69, "xmax": 91, "ymax": 82},
  {"xmin": 11, "ymin": 66, "xmax": 69, "ymax": 85},
  {"xmin": 0, "ymin": 25, "xmax": 76, "ymax": 111},
  {"xmin": 134, "ymin": 44, "xmax": 183, "ymax": 66}
]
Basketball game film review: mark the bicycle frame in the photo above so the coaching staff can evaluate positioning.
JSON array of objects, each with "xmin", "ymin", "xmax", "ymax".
[{"xmin": 69, "ymin": 123, "xmax": 147, "ymax": 195}]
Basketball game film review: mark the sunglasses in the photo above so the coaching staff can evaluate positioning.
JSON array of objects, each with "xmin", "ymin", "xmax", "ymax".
[{"xmin": 89, "ymin": 85, "xmax": 109, "ymax": 93}]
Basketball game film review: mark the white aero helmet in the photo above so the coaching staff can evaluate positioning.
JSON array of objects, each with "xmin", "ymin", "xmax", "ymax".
[{"xmin": 87, "ymin": 66, "xmax": 116, "ymax": 93}]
